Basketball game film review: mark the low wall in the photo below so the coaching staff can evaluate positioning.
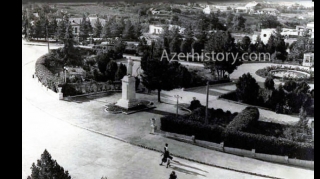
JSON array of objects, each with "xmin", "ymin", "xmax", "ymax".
[{"xmin": 163, "ymin": 131, "xmax": 314, "ymax": 169}]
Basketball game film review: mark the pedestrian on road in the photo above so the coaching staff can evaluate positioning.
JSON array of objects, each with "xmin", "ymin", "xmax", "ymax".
[
  {"xmin": 160, "ymin": 143, "xmax": 169, "ymax": 165},
  {"xmin": 166, "ymin": 152, "xmax": 173, "ymax": 168},
  {"xmin": 169, "ymin": 171, "xmax": 177, "ymax": 179}
]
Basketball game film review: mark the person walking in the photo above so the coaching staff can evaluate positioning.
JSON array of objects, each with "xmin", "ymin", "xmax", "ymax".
[
  {"xmin": 169, "ymin": 171, "xmax": 177, "ymax": 179},
  {"xmin": 160, "ymin": 143, "xmax": 169, "ymax": 166}
]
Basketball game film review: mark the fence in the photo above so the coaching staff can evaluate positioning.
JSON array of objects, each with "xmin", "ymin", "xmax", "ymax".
[{"xmin": 163, "ymin": 131, "xmax": 314, "ymax": 169}]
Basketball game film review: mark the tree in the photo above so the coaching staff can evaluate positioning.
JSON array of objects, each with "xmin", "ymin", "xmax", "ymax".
[
  {"xmin": 226, "ymin": 12, "xmax": 234, "ymax": 27},
  {"xmin": 204, "ymin": 31, "xmax": 242, "ymax": 79},
  {"xmin": 115, "ymin": 63, "xmax": 127, "ymax": 81},
  {"xmin": 122, "ymin": 20, "xmax": 135, "ymax": 39},
  {"xmin": 79, "ymin": 14, "xmax": 92, "ymax": 41},
  {"xmin": 101, "ymin": 23, "xmax": 111, "ymax": 39},
  {"xmin": 48, "ymin": 18, "xmax": 58, "ymax": 38},
  {"xmin": 236, "ymin": 73, "xmax": 260, "ymax": 104},
  {"xmin": 169, "ymin": 28, "xmax": 182, "ymax": 54},
  {"xmin": 93, "ymin": 17, "xmax": 103, "ymax": 38},
  {"xmin": 27, "ymin": 149, "xmax": 71, "ymax": 179},
  {"xmin": 232, "ymin": 14, "xmax": 246, "ymax": 31},
  {"xmin": 180, "ymin": 24, "xmax": 194, "ymax": 54},
  {"xmin": 208, "ymin": 12, "xmax": 225, "ymax": 30},
  {"xmin": 274, "ymin": 26, "xmax": 288, "ymax": 61},
  {"xmin": 258, "ymin": 15, "xmax": 281, "ymax": 28},
  {"xmin": 264, "ymin": 76, "xmax": 275, "ymax": 90},
  {"xmin": 241, "ymin": 36, "xmax": 251, "ymax": 52},
  {"xmin": 106, "ymin": 60, "xmax": 118, "ymax": 81},
  {"xmin": 141, "ymin": 53, "xmax": 179, "ymax": 102}
]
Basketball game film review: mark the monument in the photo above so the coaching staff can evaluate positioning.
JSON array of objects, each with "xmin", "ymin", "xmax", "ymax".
[{"xmin": 115, "ymin": 57, "xmax": 140, "ymax": 109}]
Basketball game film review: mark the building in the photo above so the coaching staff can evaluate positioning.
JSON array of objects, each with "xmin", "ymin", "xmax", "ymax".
[
  {"xmin": 235, "ymin": 7, "xmax": 248, "ymax": 13},
  {"xmin": 256, "ymin": 8, "xmax": 280, "ymax": 15},
  {"xmin": 148, "ymin": 24, "xmax": 185, "ymax": 35},
  {"xmin": 245, "ymin": 1, "xmax": 262, "ymax": 14},
  {"xmin": 260, "ymin": 28, "xmax": 276, "ymax": 44},
  {"xmin": 302, "ymin": 53, "xmax": 314, "ymax": 67},
  {"xmin": 296, "ymin": 22, "xmax": 314, "ymax": 38},
  {"xmin": 215, "ymin": 5, "xmax": 231, "ymax": 11},
  {"xmin": 281, "ymin": 28, "xmax": 299, "ymax": 38},
  {"xmin": 203, "ymin": 5, "xmax": 212, "ymax": 14},
  {"xmin": 149, "ymin": 24, "xmax": 165, "ymax": 34}
]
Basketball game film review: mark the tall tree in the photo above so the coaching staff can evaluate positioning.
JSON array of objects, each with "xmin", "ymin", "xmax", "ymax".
[
  {"xmin": 236, "ymin": 73, "xmax": 260, "ymax": 104},
  {"xmin": 204, "ymin": 30, "xmax": 242, "ymax": 79},
  {"xmin": 180, "ymin": 24, "xmax": 194, "ymax": 54},
  {"xmin": 122, "ymin": 20, "xmax": 135, "ymax": 39},
  {"xmin": 93, "ymin": 17, "xmax": 103, "ymax": 38},
  {"xmin": 28, "ymin": 149, "xmax": 71, "ymax": 179},
  {"xmin": 141, "ymin": 53, "xmax": 179, "ymax": 102},
  {"xmin": 274, "ymin": 26, "xmax": 288, "ymax": 61},
  {"xmin": 232, "ymin": 14, "xmax": 246, "ymax": 31},
  {"xmin": 101, "ymin": 22, "xmax": 111, "ymax": 39}
]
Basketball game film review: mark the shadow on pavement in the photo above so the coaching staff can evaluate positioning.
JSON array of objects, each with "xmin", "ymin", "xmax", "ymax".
[
  {"xmin": 64, "ymin": 92, "xmax": 115, "ymax": 103},
  {"xmin": 170, "ymin": 165, "xmax": 206, "ymax": 177},
  {"xmin": 172, "ymin": 160, "xmax": 208, "ymax": 173},
  {"xmin": 146, "ymin": 109, "xmax": 176, "ymax": 116}
]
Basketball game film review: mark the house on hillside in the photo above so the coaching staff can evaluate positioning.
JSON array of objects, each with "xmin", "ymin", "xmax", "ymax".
[
  {"xmin": 256, "ymin": 8, "xmax": 280, "ymax": 15},
  {"xmin": 245, "ymin": 1, "xmax": 262, "ymax": 14},
  {"xmin": 260, "ymin": 28, "xmax": 276, "ymax": 44},
  {"xmin": 235, "ymin": 7, "xmax": 248, "ymax": 14},
  {"xmin": 302, "ymin": 53, "xmax": 314, "ymax": 67},
  {"xmin": 149, "ymin": 24, "xmax": 166, "ymax": 34}
]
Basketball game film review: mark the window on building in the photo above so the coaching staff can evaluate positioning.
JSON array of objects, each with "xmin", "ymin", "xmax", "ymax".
[
  {"xmin": 75, "ymin": 27, "xmax": 77, "ymax": 33},
  {"xmin": 154, "ymin": 29, "xmax": 156, "ymax": 34},
  {"xmin": 263, "ymin": 34, "xmax": 267, "ymax": 37}
]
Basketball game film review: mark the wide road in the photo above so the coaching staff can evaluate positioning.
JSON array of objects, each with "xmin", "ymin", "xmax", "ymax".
[{"xmin": 22, "ymin": 41, "xmax": 274, "ymax": 179}]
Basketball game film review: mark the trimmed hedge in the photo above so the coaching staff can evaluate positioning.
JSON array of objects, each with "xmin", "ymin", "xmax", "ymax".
[
  {"xmin": 223, "ymin": 130, "xmax": 314, "ymax": 160},
  {"xmin": 35, "ymin": 54, "xmax": 61, "ymax": 92},
  {"xmin": 160, "ymin": 107, "xmax": 314, "ymax": 160},
  {"xmin": 226, "ymin": 107, "xmax": 259, "ymax": 132},
  {"xmin": 160, "ymin": 115, "xmax": 225, "ymax": 143}
]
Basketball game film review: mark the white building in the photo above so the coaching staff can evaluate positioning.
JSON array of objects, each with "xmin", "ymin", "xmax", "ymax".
[
  {"xmin": 260, "ymin": 28, "xmax": 276, "ymax": 44},
  {"xmin": 203, "ymin": 5, "xmax": 211, "ymax": 14},
  {"xmin": 302, "ymin": 53, "xmax": 314, "ymax": 67},
  {"xmin": 149, "ymin": 25, "xmax": 165, "ymax": 34},
  {"xmin": 245, "ymin": 1, "xmax": 262, "ymax": 14},
  {"xmin": 256, "ymin": 8, "xmax": 280, "ymax": 15}
]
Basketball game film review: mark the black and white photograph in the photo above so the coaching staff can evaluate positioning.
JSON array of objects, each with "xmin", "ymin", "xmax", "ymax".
[{"xmin": 22, "ymin": 0, "xmax": 314, "ymax": 178}]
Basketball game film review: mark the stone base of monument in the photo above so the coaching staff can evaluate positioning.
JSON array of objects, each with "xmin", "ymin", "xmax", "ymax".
[
  {"xmin": 115, "ymin": 98, "xmax": 140, "ymax": 110},
  {"xmin": 105, "ymin": 100, "xmax": 156, "ymax": 115}
]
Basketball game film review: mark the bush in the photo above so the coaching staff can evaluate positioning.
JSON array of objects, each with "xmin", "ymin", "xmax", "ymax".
[
  {"xmin": 226, "ymin": 107, "xmax": 259, "ymax": 132},
  {"xmin": 235, "ymin": 73, "xmax": 260, "ymax": 104},
  {"xmin": 223, "ymin": 130, "xmax": 314, "ymax": 160},
  {"xmin": 160, "ymin": 115, "xmax": 225, "ymax": 143},
  {"xmin": 60, "ymin": 83, "xmax": 83, "ymax": 96}
]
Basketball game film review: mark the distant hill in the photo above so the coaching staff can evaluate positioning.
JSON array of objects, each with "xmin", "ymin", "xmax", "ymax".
[{"xmin": 22, "ymin": 0, "xmax": 252, "ymax": 4}]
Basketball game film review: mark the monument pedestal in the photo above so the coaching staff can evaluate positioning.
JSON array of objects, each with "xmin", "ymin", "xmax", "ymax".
[{"xmin": 115, "ymin": 75, "xmax": 139, "ymax": 109}]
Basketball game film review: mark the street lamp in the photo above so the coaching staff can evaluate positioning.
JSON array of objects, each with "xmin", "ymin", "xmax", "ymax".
[
  {"xmin": 205, "ymin": 81, "xmax": 209, "ymax": 125},
  {"xmin": 174, "ymin": 95, "xmax": 182, "ymax": 117},
  {"xmin": 63, "ymin": 67, "xmax": 68, "ymax": 83}
]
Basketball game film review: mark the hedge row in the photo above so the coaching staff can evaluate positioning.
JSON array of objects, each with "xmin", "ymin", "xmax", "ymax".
[
  {"xmin": 223, "ymin": 130, "xmax": 314, "ymax": 160},
  {"xmin": 160, "ymin": 115, "xmax": 225, "ymax": 143},
  {"xmin": 160, "ymin": 107, "xmax": 314, "ymax": 160},
  {"xmin": 35, "ymin": 54, "xmax": 61, "ymax": 92},
  {"xmin": 226, "ymin": 107, "xmax": 260, "ymax": 132}
]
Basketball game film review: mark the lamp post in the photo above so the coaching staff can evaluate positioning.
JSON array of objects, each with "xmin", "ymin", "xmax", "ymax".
[
  {"xmin": 205, "ymin": 81, "xmax": 209, "ymax": 125},
  {"xmin": 174, "ymin": 95, "xmax": 182, "ymax": 117},
  {"xmin": 64, "ymin": 67, "xmax": 68, "ymax": 83}
]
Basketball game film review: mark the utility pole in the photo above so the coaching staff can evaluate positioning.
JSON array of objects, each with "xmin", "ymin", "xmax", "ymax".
[
  {"xmin": 46, "ymin": 25, "xmax": 50, "ymax": 53},
  {"xmin": 174, "ymin": 95, "xmax": 182, "ymax": 117},
  {"xmin": 205, "ymin": 81, "xmax": 209, "ymax": 125}
]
